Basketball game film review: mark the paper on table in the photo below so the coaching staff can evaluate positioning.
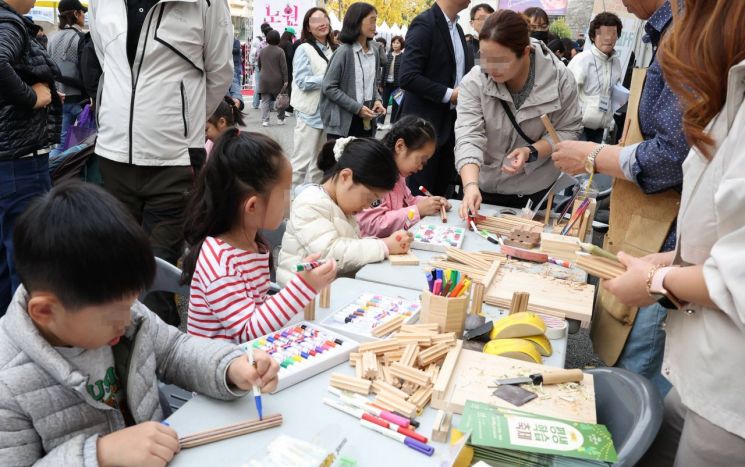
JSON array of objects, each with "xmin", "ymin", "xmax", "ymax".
[{"xmin": 611, "ymin": 83, "xmax": 630, "ymax": 113}]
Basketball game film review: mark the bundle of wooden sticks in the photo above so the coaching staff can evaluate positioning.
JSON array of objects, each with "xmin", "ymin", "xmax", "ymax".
[
  {"xmin": 574, "ymin": 254, "xmax": 626, "ymax": 280},
  {"xmin": 475, "ymin": 215, "xmax": 544, "ymax": 237},
  {"xmin": 178, "ymin": 413, "xmax": 283, "ymax": 448}
]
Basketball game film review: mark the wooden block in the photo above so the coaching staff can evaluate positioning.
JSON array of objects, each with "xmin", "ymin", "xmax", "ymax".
[
  {"xmin": 400, "ymin": 344, "xmax": 419, "ymax": 368},
  {"xmin": 544, "ymin": 192, "xmax": 555, "ymax": 225},
  {"xmin": 400, "ymin": 323, "xmax": 440, "ymax": 333},
  {"xmin": 348, "ymin": 353, "xmax": 361, "ymax": 366},
  {"xmin": 396, "ymin": 333, "xmax": 433, "ymax": 346},
  {"xmin": 361, "ymin": 352, "xmax": 379, "ymax": 380},
  {"xmin": 433, "ymin": 339, "xmax": 463, "ymax": 402},
  {"xmin": 431, "ymin": 332, "xmax": 457, "ymax": 347},
  {"xmin": 383, "ymin": 349, "xmax": 405, "ymax": 366},
  {"xmin": 400, "ymin": 381, "xmax": 418, "ymax": 396},
  {"xmin": 372, "ymin": 380, "xmax": 410, "ymax": 400},
  {"xmin": 303, "ymin": 300, "xmax": 315, "ymax": 321},
  {"xmin": 381, "ymin": 365, "xmax": 396, "ymax": 386},
  {"xmin": 358, "ymin": 339, "xmax": 401, "ymax": 355},
  {"xmin": 371, "ymin": 315, "xmax": 406, "ymax": 338},
  {"xmin": 431, "ymin": 410, "xmax": 452, "ymax": 443},
  {"xmin": 330, "ymin": 374, "xmax": 371, "ymax": 395},
  {"xmin": 509, "ymin": 291, "xmax": 530, "ymax": 315},
  {"xmin": 389, "ymin": 362, "xmax": 431, "ymax": 387},
  {"xmin": 374, "ymin": 392, "xmax": 418, "ymax": 418},
  {"xmin": 409, "ymin": 385, "xmax": 434, "ymax": 411},
  {"xmin": 417, "ymin": 343, "xmax": 451, "ymax": 367},
  {"xmin": 319, "ymin": 286, "xmax": 331, "ymax": 308},
  {"xmin": 469, "ymin": 282, "xmax": 485, "ymax": 315},
  {"xmin": 389, "ymin": 252, "xmax": 420, "ymax": 266},
  {"xmin": 505, "ymin": 228, "xmax": 541, "ymax": 249}
]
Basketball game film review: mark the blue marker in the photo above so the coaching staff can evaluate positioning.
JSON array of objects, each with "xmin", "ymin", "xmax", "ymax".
[{"xmin": 247, "ymin": 350, "xmax": 263, "ymax": 420}]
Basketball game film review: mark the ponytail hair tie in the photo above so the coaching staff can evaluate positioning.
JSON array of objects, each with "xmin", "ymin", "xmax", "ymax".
[{"xmin": 333, "ymin": 136, "xmax": 357, "ymax": 161}]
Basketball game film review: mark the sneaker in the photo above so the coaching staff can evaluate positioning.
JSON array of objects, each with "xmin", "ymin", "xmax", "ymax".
[
  {"xmin": 276, "ymin": 119, "xmax": 285, "ymax": 126},
  {"xmin": 379, "ymin": 123, "xmax": 391, "ymax": 130},
  {"xmin": 262, "ymin": 121, "xmax": 270, "ymax": 127}
]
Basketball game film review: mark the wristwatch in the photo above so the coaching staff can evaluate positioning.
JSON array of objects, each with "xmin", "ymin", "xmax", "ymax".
[
  {"xmin": 526, "ymin": 145, "xmax": 539, "ymax": 163},
  {"xmin": 585, "ymin": 144, "xmax": 605, "ymax": 174},
  {"xmin": 649, "ymin": 266, "xmax": 687, "ymax": 310}
]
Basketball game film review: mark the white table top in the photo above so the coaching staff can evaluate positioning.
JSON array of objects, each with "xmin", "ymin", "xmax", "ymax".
[
  {"xmin": 167, "ymin": 277, "xmax": 566, "ymax": 466},
  {"xmin": 356, "ymin": 200, "xmax": 588, "ymax": 291}
]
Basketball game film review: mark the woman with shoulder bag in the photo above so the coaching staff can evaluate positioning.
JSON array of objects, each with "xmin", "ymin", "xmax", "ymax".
[
  {"xmin": 290, "ymin": 7, "xmax": 337, "ymax": 191},
  {"xmin": 456, "ymin": 10, "xmax": 582, "ymax": 216},
  {"xmin": 320, "ymin": 2, "xmax": 385, "ymax": 140}
]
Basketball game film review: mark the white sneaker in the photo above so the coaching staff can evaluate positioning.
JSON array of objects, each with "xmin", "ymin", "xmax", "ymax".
[
  {"xmin": 379, "ymin": 123, "xmax": 391, "ymax": 130},
  {"xmin": 262, "ymin": 121, "xmax": 270, "ymax": 127},
  {"xmin": 276, "ymin": 119, "xmax": 285, "ymax": 126}
]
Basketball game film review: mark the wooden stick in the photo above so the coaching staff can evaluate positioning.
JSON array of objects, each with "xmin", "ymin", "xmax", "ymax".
[
  {"xmin": 361, "ymin": 351, "xmax": 379, "ymax": 380},
  {"xmin": 433, "ymin": 339, "xmax": 463, "ymax": 401},
  {"xmin": 371, "ymin": 315, "xmax": 406, "ymax": 338},
  {"xmin": 374, "ymin": 393, "xmax": 418, "ymax": 418},
  {"xmin": 330, "ymin": 373, "xmax": 372, "ymax": 395},
  {"xmin": 389, "ymin": 362, "xmax": 431, "ymax": 387},
  {"xmin": 541, "ymin": 114, "xmax": 561, "ymax": 145},
  {"xmin": 430, "ymin": 332, "xmax": 456, "ymax": 346},
  {"xmin": 417, "ymin": 343, "xmax": 451, "ymax": 367},
  {"xmin": 575, "ymin": 254, "xmax": 626, "ymax": 280},
  {"xmin": 409, "ymin": 385, "xmax": 434, "ymax": 411},
  {"xmin": 440, "ymin": 205, "xmax": 447, "ymax": 223},
  {"xmin": 319, "ymin": 286, "xmax": 331, "ymax": 308},
  {"xmin": 431, "ymin": 410, "xmax": 452, "ymax": 443},
  {"xmin": 509, "ymin": 292, "xmax": 530, "ymax": 315},
  {"xmin": 470, "ymin": 282, "xmax": 485, "ymax": 315},
  {"xmin": 544, "ymin": 192, "xmax": 555, "ymax": 225},
  {"xmin": 372, "ymin": 380, "xmax": 410, "ymax": 400},
  {"xmin": 358, "ymin": 339, "xmax": 401, "ymax": 355},
  {"xmin": 400, "ymin": 344, "xmax": 419, "ymax": 367},
  {"xmin": 400, "ymin": 323, "xmax": 440, "ymax": 333},
  {"xmin": 179, "ymin": 414, "xmax": 283, "ymax": 448},
  {"xmin": 303, "ymin": 299, "xmax": 315, "ymax": 321},
  {"xmin": 482, "ymin": 260, "xmax": 502, "ymax": 290}
]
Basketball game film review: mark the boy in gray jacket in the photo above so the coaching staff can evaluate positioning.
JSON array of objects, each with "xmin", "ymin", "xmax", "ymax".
[{"xmin": 0, "ymin": 182, "xmax": 279, "ymax": 467}]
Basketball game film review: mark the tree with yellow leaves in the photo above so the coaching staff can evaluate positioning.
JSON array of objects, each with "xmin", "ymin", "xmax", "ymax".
[{"xmin": 325, "ymin": 0, "xmax": 430, "ymax": 26}]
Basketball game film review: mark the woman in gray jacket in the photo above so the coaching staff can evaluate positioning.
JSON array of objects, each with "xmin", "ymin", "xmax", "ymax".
[
  {"xmin": 320, "ymin": 2, "xmax": 385, "ymax": 139},
  {"xmin": 456, "ymin": 10, "xmax": 582, "ymax": 216}
]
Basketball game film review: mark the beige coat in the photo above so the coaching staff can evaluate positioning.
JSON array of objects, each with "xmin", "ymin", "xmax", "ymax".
[
  {"xmin": 277, "ymin": 185, "xmax": 387, "ymax": 286},
  {"xmin": 663, "ymin": 59, "xmax": 745, "ymax": 439},
  {"xmin": 454, "ymin": 39, "xmax": 582, "ymax": 195}
]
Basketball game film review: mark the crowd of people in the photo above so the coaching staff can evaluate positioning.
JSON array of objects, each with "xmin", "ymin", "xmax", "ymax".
[{"xmin": 0, "ymin": 0, "xmax": 743, "ymax": 465}]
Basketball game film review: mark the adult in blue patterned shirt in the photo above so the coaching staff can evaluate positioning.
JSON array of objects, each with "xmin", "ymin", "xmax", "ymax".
[{"xmin": 551, "ymin": 0, "xmax": 688, "ymax": 397}]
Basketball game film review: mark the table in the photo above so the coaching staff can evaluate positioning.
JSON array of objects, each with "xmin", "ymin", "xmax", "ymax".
[{"xmin": 167, "ymin": 278, "xmax": 567, "ymax": 466}]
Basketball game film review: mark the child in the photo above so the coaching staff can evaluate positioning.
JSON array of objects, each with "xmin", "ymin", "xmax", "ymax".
[
  {"xmin": 205, "ymin": 97, "xmax": 246, "ymax": 155},
  {"xmin": 183, "ymin": 129, "xmax": 336, "ymax": 343},
  {"xmin": 277, "ymin": 137, "xmax": 413, "ymax": 286},
  {"xmin": 0, "ymin": 182, "xmax": 278, "ymax": 466},
  {"xmin": 357, "ymin": 116, "xmax": 452, "ymax": 237}
]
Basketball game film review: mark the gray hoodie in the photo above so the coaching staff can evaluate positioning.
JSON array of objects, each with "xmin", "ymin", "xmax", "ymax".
[{"xmin": 0, "ymin": 287, "xmax": 246, "ymax": 466}]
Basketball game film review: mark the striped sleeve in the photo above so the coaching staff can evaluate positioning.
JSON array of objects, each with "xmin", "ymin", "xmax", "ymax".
[{"xmin": 195, "ymin": 274, "xmax": 316, "ymax": 343}]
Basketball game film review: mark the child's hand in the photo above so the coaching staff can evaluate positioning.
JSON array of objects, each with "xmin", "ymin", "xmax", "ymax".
[
  {"xmin": 298, "ymin": 253, "xmax": 337, "ymax": 292},
  {"xmin": 97, "ymin": 421, "xmax": 179, "ymax": 467},
  {"xmin": 384, "ymin": 230, "xmax": 413, "ymax": 255},
  {"xmin": 416, "ymin": 196, "xmax": 448, "ymax": 217},
  {"xmin": 227, "ymin": 349, "xmax": 280, "ymax": 393}
]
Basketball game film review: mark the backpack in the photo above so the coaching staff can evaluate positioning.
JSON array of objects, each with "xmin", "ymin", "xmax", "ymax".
[{"xmin": 55, "ymin": 28, "xmax": 101, "ymax": 100}]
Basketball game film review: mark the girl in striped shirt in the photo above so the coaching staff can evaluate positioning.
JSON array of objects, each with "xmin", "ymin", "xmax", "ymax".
[{"xmin": 182, "ymin": 130, "xmax": 336, "ymax": 343}]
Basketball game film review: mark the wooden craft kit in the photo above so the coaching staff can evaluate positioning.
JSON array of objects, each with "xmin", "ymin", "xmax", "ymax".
[
  {"xmin": 432, "ymin": 340, "xmax": 596, "ymax": 424},
  {"xmin": 240, "ymin": 322, "xmax": 359, "ymax": 393},
  {"xmin": 319, "ymin": 293, "xmax": 421, "ymax": 342},
  {"xmin": 410, "ymin": 224, "xmax": 465, "ymax": 252}
]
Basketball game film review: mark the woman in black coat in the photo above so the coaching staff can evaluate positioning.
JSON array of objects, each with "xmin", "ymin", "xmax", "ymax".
[{"xmin": 380, "ymin": 35, "xmax": 404, "ymax": 127}]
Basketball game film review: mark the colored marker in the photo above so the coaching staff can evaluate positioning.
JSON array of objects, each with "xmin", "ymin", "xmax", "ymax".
[
  {"xmin": 420, "ymin": 185, "xmax": 446, "ymax": 223},
  {"xmin": 432, "ymin": 279, "xmax": 442, "ymax": 296},
  {"xmin": 418, "ymin": 185, "xmax": 433, "ymax": 197},
  {"xmin": 404, "ymin": 209, "xmax": 416, "ymax": 230},
  {"xmin": 325, "ymin": 396, "xmax": 428, "ymax": 443},
  {"xmin": 548, "ymin": 257, "xmax": 572, "ymax": 268},
  {"xmin": 296, "ymin": 259, "xmax": 330, "ymax": 272},
  {"xmin": 360, "ymin": 419, "xmax": 434, "ymax": 456},
  {"xmin": 425, "ymin": 272, "xmax": 434, "ymax": 293},
  {"xmin": 341, "ymin": 394, "xmax": 415, "ymax": 432},
  {"xmin": 247, "ymin": 350, "xmax": 263, "ymax": 420}
]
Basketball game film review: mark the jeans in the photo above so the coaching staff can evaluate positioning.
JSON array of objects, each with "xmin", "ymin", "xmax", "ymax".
[
  {"xmin": 51, "ymin": 100, "xmax": 84, "ymax": 157},
  {"xmin": 252, "ymin": 69, "xmax": 261, "ymax": 109},
  {"xmin": 0, "ymin": 155, "xmax": 52, "ymax": 315},
  {"xmin": 616, "ymin": 302, "xmax": 672, "ymax": 397}
]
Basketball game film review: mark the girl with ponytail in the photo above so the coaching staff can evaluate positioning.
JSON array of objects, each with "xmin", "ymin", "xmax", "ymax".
[
  {"xmin": 357, "ymin": 116, "xmax": 451, "ymax": 237},
  {"xmin": 277, "ymin": 136, "xmax": 410, "ymax": 285},
  {"xmin": 182, "ymin": 129, "xmax": 336, "ymax": 343}
]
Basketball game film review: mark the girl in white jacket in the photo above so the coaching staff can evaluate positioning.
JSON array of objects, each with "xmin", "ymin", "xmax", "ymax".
[{"xmin": 277, "ymin": 137, "xmax": 412, "ymax": 285}]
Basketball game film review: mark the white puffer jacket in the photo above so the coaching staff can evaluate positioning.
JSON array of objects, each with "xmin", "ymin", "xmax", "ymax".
[
  {"xmin": 89, "ymin": 0, "xmax": 233, "ymax": 166},
  {"xmin": 277, "ymin": 185, "xmax": 387, "ymax": 286}
]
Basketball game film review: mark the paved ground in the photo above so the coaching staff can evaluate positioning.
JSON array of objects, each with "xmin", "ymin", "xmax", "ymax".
[{"xmin": 178, "ymin": 104, "xmax": 606, "ymax": 370}]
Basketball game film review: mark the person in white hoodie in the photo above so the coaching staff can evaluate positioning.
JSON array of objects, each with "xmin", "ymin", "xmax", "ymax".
[
  {"xmin": 88, "ymin": 0, "xmax": 234, "ymax": 327},
  {"xmin": 567, "ymin": 12, "xmax": 623, "ymax": 143}
]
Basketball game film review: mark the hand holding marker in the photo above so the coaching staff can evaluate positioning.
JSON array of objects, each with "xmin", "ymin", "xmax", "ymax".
[
  {"xmin": 419, "ymin": 185, "xmax": 447, "ymax": 223},
  {"xmin": 247, "ymin": 350, "xmax": 263, "ymax": 420}
]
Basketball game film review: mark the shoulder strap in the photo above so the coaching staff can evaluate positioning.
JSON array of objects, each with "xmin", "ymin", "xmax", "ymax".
[
  {"xmin": 499, "ymin": 99, "xmax": 536, "ymax": 145},
  {"xmin": 308, "ymin": 41, "xmax": 329, "ymax": 63}
]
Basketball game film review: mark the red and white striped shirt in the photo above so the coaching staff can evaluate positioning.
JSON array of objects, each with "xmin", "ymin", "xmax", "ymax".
[{"xmin": 188, "ymin": 237, "xmax": 316, "ymax": 343}]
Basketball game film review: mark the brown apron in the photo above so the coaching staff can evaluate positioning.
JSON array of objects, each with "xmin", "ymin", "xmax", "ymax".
[{"xmin": 590, "ymin": 69, "xmax": 681, "ymax": 365}]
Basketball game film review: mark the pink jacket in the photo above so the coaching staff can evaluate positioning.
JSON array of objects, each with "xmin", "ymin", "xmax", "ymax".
[{"xmin": 357, "ymin": 176, "xmax": 427, "ymax": 237}]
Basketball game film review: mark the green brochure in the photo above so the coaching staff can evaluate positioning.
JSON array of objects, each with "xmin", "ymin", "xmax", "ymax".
[{"xmin": 459, "ymin": 400, "xmax": 618, "ymax": 464}]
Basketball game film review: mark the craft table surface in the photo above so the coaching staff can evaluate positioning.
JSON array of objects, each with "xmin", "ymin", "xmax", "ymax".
[{"xmin": 167, "ymin": 278, "xmax": 566, "ymax": 466}]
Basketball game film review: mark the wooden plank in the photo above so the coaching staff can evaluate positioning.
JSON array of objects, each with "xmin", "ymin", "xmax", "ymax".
[
  {"xmin": 389, "ymin": 252, "xmax": 421, "ymax": 266},
  {"xmin": 431, "ymin": 348, "xmax": 596, "ymax": 423},
  {"xmin": 484, "ymin": 269, "xmax": 594, "ymax": 324},
  {"xmin": 432, "ymin": 339, "xmax": 463, "ymax": 402}
]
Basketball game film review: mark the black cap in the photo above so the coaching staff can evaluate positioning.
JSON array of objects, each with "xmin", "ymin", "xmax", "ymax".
[{"xmin": 58, "ymin": 0, "xmax": 88, "ymax": 13}]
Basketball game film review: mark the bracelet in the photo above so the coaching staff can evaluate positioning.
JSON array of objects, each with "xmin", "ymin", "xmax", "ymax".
[
  {"xmin": 585, "ymin": 143, "xmax": 605, "ymax": 174},
  {"xmin": 646, "ymin": 264, "xmax": 664, "ymax": 296},
  {"xmin": 463, "ymin": 182, "xmax": 479, "ymax": 192}
]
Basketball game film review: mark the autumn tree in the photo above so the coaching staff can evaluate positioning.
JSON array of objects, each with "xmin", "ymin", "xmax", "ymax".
[{"xmin": 325, "ymin": 0, "xmax": 431, "ymax": 26}]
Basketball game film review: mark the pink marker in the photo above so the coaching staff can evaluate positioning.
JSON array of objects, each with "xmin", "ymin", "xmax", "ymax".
[{"xmin": 432, "ymin": 279, "xmax": 442, "ymax": 296}]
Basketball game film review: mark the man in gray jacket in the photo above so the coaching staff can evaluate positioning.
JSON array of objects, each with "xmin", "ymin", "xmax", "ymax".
[
  {"xmin": 0, "ymin": 183, "xmax": 278, "ymax": 466},
  {"xmin": 89, "ymin": 0, "xmax": 234, "ymax": 327}
]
